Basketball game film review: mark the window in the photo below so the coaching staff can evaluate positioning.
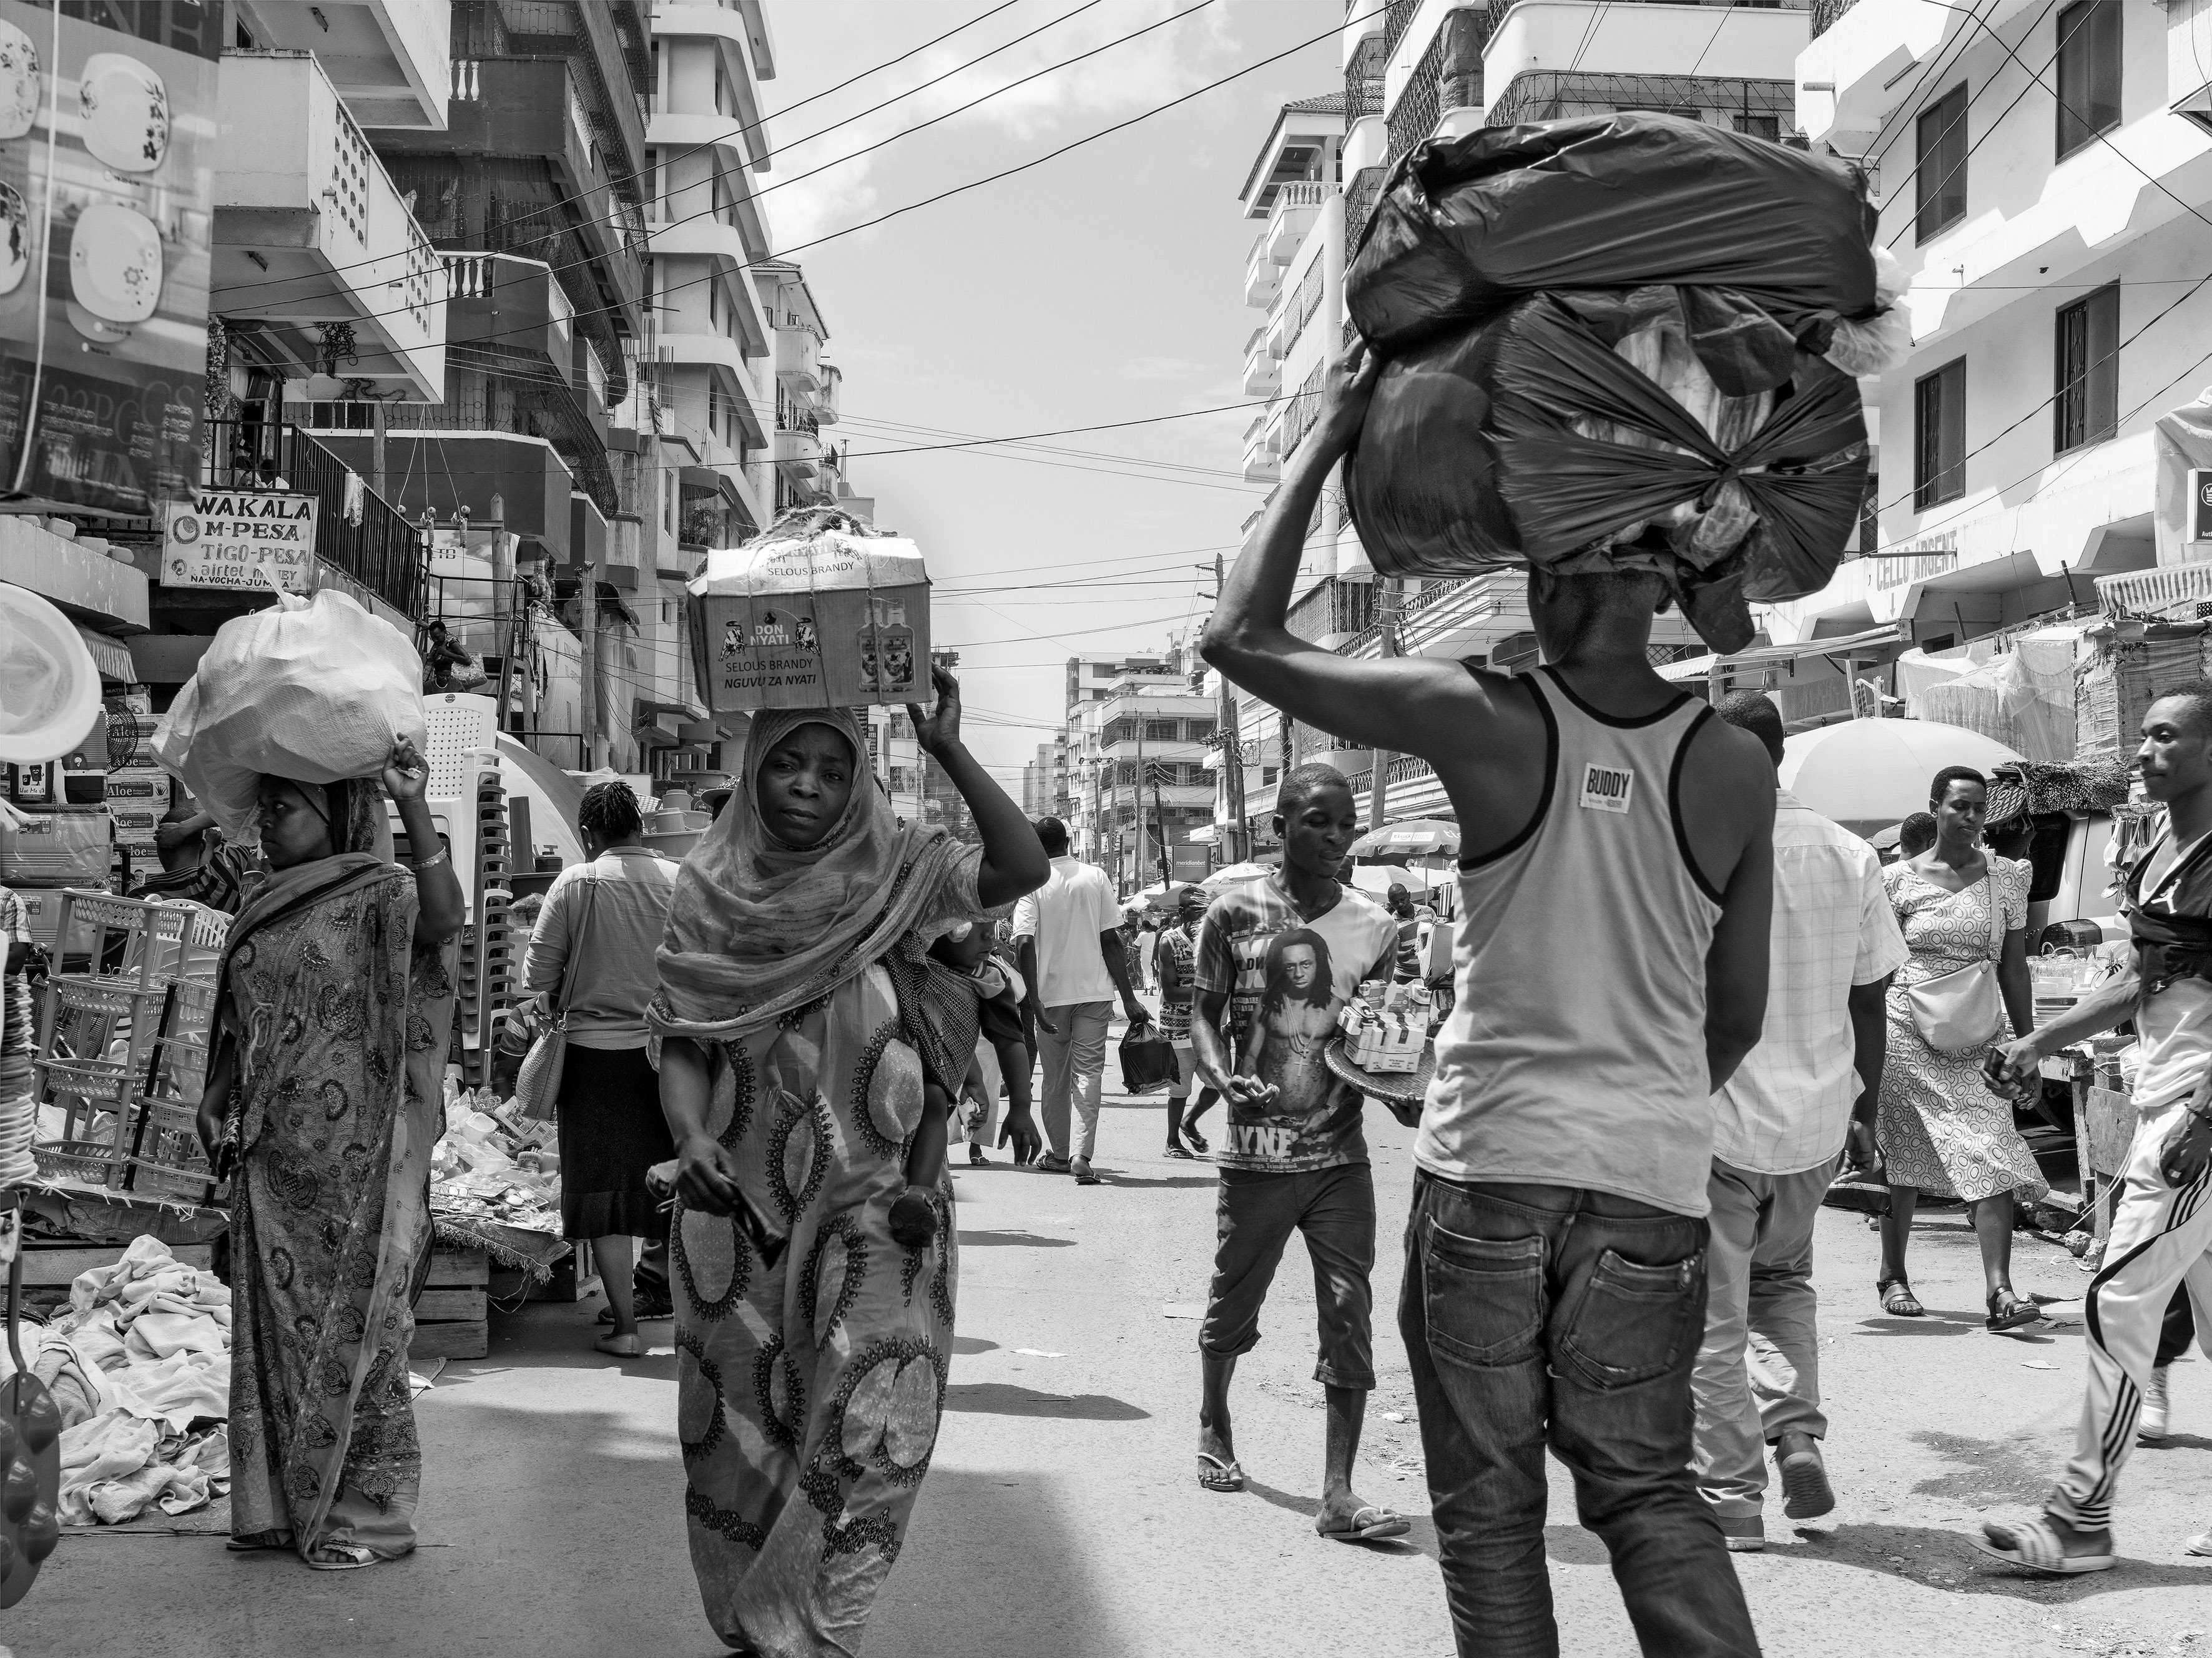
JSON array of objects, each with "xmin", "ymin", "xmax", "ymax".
[
  {"xmin": 2055, "ymin": 0, "xmax": 2121, "ymax": 160},
  {"xmin": 643, "ymin": 148, "xmax": 658, "ymax": 218},
  {"xmin": 663, "ymin": 471, "xmax": 674, "ymax": 533},
  {"xmin": 2054, "ymin": 283, "xmax": 2119, "ymax": 453},
  {"xmin": 1915, "ymin": 85, "xmax": 1967, "ymax": 243},
  {"xmin": 1262, "ymin": 766, "xmax": 1279, "ymax": 785},
  {"xmin": 1733, "ymin": 114, "xmax": 1779, "ymax": 142},
  {"xmin": 1913, "ymin": 358, "xmax": 1967, "ymax": 509},
  {"xmin": 1144, "ymin": 720, "xmax": 1177, "ymax": 740}
]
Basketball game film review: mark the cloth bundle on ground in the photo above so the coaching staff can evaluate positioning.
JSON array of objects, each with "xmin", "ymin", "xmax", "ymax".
[
  {"xmin": 1343, "ymin": 114, "xmax": 1907, "ymax": 653},
  {"xmin": 151, "ymin": 588, "xmax": 427, "ymax": 840},
  {"xmin": 0, "ymin": 1237, "xmax": 236, "ymax": 1526}
]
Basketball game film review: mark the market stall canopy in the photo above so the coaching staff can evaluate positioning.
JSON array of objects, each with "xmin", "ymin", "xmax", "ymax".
[
  {"xmin": 1659, "ymin": 624, "xmax": 1905, "ymax": 685},
  {"xmin": 1349, "ymin": 818, "xmax": 1460, "ymax": 858},
  {"xmin": 1780, "ymin": 720, "xmax": 2022, "ymax": 840},
  {"xmin": 1201, "ymin": 860, "xmax": 1275, "ymax": 893},
  {"xmin": 493, "ymin": 734, "xmax": 587, "ymax": 866}
]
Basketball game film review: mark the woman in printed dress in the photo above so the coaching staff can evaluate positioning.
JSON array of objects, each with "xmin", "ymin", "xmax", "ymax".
[
  {"xmin": 651, "ymin": 668, "xmax": 1046, "ymax": 1657},
  {"xmin": 1874, "ymin": 765, "xmax": 2046, "ymax": 1332},
  {"xmin": 195, "ymin": 743, "xmax": 464, "ymax": 1567}
]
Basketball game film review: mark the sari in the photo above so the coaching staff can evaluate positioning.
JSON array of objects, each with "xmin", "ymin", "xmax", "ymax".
[
  {"xmin": 651, "ymin": 708, "xmax": 983, "ymax": 1657},
  {"xmin": 219, "ymin": 804, "xmax": 458, "ymax": 1565}
]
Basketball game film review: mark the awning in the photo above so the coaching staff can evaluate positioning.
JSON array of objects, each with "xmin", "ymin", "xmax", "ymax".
[
  {"xmin": 1658, "ymin": 654, "xmax": 1716, "ymax": 683},
  {"xmin": 1716, "ymin": 624, "xmax": 1905, "ymax": 670},
  {"xmin": 75, "ymin": 624, "xmax": 136, "ymax": 682}
]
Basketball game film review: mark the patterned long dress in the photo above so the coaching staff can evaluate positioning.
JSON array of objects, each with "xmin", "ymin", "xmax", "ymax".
[
  {"xmin": 222, "ymin": 858, "xmax": 457, "ymax": 1562},
  {"xmin": 675, "ymin": 959, "xmax": 956, "ymax": 1658},
  {"xmin": 1876, "ymin": 856, "xmax": 2048, "ymax": 1204}
]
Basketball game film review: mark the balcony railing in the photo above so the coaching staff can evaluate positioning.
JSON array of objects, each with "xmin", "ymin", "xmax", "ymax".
[
  {"xmin": 1387, "ymin": 7, "xmax": 1489, "ymax": 164},
  {"xmin": 1345, "ymin": 31, "xmax": 1385, "ymax": 119},
  {"xmin": 2096, "ymin": 562, "xmax": 2212, "ymax": 620},
  {"xmin": 1286, "ymin": 574, "xmax": 1380, "ymax": 644},
  {"xmin": 1345, "ymin": 165, "xmax": 1388, "ymax": 257},
  {"xmin": 205, "ymin": 420, "xmax": 425, "ymax": 617}
]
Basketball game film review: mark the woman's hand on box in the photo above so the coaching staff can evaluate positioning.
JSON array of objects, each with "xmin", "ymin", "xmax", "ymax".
[{"xmin": 908, "ymin": 664, "xmax": 963, "ymax": 757}]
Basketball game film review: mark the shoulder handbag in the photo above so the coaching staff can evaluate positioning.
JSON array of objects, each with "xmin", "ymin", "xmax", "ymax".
[
  {"xmin": 513, "ymin": 882, "xmax": 594, "ymax": 1122},
  {"xmin": 1905, "ymin": 866, "xmax": 2010, "ymax": 1054}
]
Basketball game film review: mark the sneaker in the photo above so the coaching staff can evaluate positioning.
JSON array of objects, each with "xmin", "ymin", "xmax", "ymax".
[
  {"xmin": 1775, "ymin": 1432, "xmax": 1836, "ymax": 1520},
  {"xmin": 2186, "ymin": 1529, "xmax": 2211, "ymax": 1557},
  {"xmin": 1716, "ymin": 1513, "xmax": 1764, "ymax": 1553},
  {"xmin": 2138, "ymin": 1366, "xmax": 2171, "ymax": 1445}
]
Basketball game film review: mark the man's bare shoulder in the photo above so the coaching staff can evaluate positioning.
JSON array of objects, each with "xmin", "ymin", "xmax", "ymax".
[{"xmin": 1684, "ymin": 711, "xmax": 1778, "ymax": 822}]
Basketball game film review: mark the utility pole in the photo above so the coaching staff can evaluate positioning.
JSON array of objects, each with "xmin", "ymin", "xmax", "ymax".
[
  {"xmin": 1134, "ymin": 698, "xmax": 1146, "ymax": 896},
  {"xmin": 1214, "ymin": 549, "xmax": 1247, "ymax": 865},
  {"xmin": 1368, "ymin": 576, "xmax": 1400, "ymax": 832},
  {"xmin": 578, "ymin": 562, "xmax": 599, "ymax": 772}
]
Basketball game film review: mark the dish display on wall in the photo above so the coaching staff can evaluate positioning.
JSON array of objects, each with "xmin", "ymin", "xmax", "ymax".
[{"xmin": 78, "ymin": 51, "xmax": 166, "ymax": 174}]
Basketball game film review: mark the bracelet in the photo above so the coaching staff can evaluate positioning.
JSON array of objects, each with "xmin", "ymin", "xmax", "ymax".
[{"xmin": 410, "ymin": 845, "xmax": 450, "ymax": 871}]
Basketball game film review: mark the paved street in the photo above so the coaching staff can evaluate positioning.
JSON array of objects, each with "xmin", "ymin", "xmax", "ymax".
[{"xmin": 11, "ymin": 1052, "xmax": 2211, "ymax": 1658}]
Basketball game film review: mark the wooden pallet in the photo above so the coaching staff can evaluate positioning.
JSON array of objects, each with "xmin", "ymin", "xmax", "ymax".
[
  {"xmin": 19, "ymin": 1239, "xmax": 214, "ymax": 1287},
  {"xmin": 410, "ymin": 1244, "xmax": 488, "ymax": 1359},
  {"xmin": 488, "ymin": 1239, "xmax": 597, "ymax": 1305}
]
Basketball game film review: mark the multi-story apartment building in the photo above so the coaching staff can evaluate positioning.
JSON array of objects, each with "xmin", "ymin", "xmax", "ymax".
[
  {"xmin": 1214, "ymin": 0, "xmax": 1801, "ymax": 838},
  {"xmin": 1758, "ymin": 0, "xmax": 2191, "ymax": 710},
  {"xmin": 1058, "ymin": 650, "xmax": 1215, "ymax": 889},
  {"xmin": 865, "ymin": 707, "xmax": 924, "ymax": 825}
]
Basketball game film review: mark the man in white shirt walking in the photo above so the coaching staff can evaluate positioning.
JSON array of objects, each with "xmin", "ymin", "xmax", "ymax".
[
  {"xmin": 1015, "ymin": 817, "xmax": 1151, "ymax": 1184},
  {"xmin": 1694, "ymin": 694, "xmax": 1909, "ymax": 1551}
]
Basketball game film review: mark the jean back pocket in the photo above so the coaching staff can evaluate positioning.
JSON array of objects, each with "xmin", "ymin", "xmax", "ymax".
[
  {"xmin": 1422, "ymin": 1223, "xmax": 1545, "ymax": 1368},
  {"xmin": 1557, "ymin": 1247, "xmax": 1704, "ymax": 1392}
]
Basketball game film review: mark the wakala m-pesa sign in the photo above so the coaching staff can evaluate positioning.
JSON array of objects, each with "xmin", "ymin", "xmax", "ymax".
[{"xmin": 162, "ymin": 491, "xmax": 319, "ymax": 592}]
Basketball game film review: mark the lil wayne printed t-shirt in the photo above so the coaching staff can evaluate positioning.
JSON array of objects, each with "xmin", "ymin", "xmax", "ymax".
[{"xmin": 1193, "ymin": 873, "xmax": 1398, "ymax": 1174}]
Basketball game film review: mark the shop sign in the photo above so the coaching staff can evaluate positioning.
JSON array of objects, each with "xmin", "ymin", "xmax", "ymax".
[
  {"xmin": 2190, "ymin": 469, "xmax": 2212, "ymax": 542},
  {"xmin": 161, "ymin": 491, "xmax": 317, "ymax": 591},
  {"xmin": 1873, "ymin": 530, "xmax": 1958, "ymax": 589}
]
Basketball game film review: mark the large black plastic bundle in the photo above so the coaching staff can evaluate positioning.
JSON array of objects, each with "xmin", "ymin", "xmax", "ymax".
[{"xmin": 1342, "ymin": 115, "xmax": 1882, "ymax": 651}]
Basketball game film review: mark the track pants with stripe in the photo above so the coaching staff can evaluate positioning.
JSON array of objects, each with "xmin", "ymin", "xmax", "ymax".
[{"xmin": 2047, "ymin": 1105, "xmax": 2212, "ymax": 1534}]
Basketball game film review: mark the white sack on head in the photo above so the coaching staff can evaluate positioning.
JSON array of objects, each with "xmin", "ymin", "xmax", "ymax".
[{"xmin": 152, "ymin": 589, "xmax": 427, "ymax": 839}]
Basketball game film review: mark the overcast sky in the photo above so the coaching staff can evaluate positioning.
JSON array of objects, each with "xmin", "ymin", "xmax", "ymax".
[{"xmin": 756, "ymin": 0, "xmax": 1342, "ymax": 783}]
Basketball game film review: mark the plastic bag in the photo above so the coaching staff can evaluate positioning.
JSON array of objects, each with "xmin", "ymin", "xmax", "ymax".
[
  {"xmin": 1348, "ymin": 113, "xmax": 1879, "ymax": 355},
  {"xmin": 152, "ymin": 589, "xmax": 427, "ymax": 840},
  {"xmin": 1345, "ymin": 290, "xmax": 1868, "ymax": 654},
  {"xmin": 1118, "ymin": 1020, "xmax": 1177, "ymax": 1096}
]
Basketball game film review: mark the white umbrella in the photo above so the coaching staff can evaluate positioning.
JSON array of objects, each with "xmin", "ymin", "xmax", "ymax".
[
  {"xmin": 1201, "ymin": 860, "xmax": 1274, "ymax": 892},
  {"xmin": 1779, "ymin": 720, "xmax": 2023, "ymax": 838},
  {"xmin": 1349, "ymin": 862, "xmax": 1414, "ymax": 895}
]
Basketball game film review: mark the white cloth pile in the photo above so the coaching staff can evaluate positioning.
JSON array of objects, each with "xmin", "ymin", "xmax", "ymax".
[{"xmin": 0, "ymin": 1235, "xmax": 234, "ymax": 1524}]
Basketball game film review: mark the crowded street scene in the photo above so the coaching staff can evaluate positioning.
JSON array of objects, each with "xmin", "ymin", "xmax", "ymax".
[{"xmin": 4, "ymin": 0, "xmax": 2212, "ymax": 1652}]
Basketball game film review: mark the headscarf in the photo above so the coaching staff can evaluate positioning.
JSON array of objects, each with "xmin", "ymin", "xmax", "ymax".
[
  {"xmin": 652, "ymin": 708, "xmax": 978, "ymax": 1081},
  {"xmin": 293, "ymin": 777, "xmax": 385, "ymax": 856}
]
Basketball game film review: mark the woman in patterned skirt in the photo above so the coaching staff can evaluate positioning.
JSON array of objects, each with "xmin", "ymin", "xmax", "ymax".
[
  {"xmin": 1875, "ymin": 765, "xmax": 2047, "ymax": 1332},
  {"xmin": 651, "ymin": 667, "xmax": 1046, "ymax": 1657},
  {"xmin": 196, "ymin": 745, "xmax": 463, "ymax": 1567}
]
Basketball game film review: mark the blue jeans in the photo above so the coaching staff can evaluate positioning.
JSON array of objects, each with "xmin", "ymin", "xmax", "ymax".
[{"xmin": 1399, "ymin": 1173, "xmax": 1761, "ymax": 1658}]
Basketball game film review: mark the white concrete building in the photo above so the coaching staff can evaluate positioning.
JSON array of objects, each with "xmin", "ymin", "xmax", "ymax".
[
  {"xmin": 1766, "ymin": 0, "xmax": 2201, "ymax": 686},
  {"xmin": 1217, "ymin": 0, "xmax": 1785, "ymax": 831}
]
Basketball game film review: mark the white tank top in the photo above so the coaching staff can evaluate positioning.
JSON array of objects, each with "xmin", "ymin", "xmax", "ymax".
[{"xmin": 1416, "ymin": 668, "xmax": 1726, "ymax": 1217}]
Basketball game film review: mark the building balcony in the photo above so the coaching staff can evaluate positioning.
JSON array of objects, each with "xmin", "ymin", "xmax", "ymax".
[
  {"xmin": 1243, "ymin": 235, "xmax": 1282, "ymax": 309},
  {"xmin": 1797, "ymin": 0, "xmax": 2029, "ymax": 151},
  {"xmin": 775, "ymin": 325, "xmax": 821, "ymax": 396},
  {"xmin": 774, "ymin": 426, "xmax": 822, "ymax": 479},
  {"xmin": 212, "ymin": 52, "xmax": 446, "ymax": 402},
  {"xmin": 1243, "ymin": 340, "xmax": 1281, "ymax": 398},
  {"xmin": 491, "ymin": 0, "xmax": 647, "ymax": 170},
  {"xmin": 817, "ymin": 360, "xmax": 841, "ymax": 425},
  {"xmin": 442, "ymin": 252, "xmax": 574, "ymax": 381},
  {"xmin": 200, "ymin": 421, "xmax": 425, "ymax": 616},
  {"xmin": 1483, "ymin": 2, "xmax": 1806, "ymax": 97},
  {"xmin": 309, "ymin": 423, "xmax": 577, "ymax": 564},
  {"xmin": 234, "ymin": 0, "xmax": 450, "ymax": 129},
  {"xmin": 1267, "ymin": 180, "xmax": 1327, "ymax": 265},
  {"xmin": 1241, "ymin": 446, "xmax": 1282, "ymax": 485},
  {"xmin": 376, "ymin": 57, "xmax": 644, "ymax": 346},
  {"xmin": 0, "ymin": 516, "xmax": 148, "ymax": 632},
  {"xmin": 658, "ymin": 335, "xmax": 769, "ymax": 445}
]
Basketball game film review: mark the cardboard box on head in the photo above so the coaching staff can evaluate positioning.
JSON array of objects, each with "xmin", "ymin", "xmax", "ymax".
[{"xmin": 689, "ymin": 514, "xmax": 931, "ymax": 712}]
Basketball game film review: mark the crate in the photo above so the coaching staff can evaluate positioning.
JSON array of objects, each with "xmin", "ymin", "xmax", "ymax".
[
  {"xmin": 489, "ymin": 1240, "xmax": 597, "ymax": 1305},
  {"xmin": 410, "ymin": 1245, "xmax": 489, "ymax": 1358}
]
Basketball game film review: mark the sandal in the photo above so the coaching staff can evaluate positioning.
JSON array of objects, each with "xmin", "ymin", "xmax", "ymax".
[
  {"xmin": 1986, "ymin": 1290, "xmax": 2045, "ymax": 1333},
  {"xmin": 1183, "ymin": 1126, "xmax": 1208, "ymax": 1154},
  {"xmin": 1164, "ymin": 1142, "xmax": 1196, "ymax": 1160},
  {"xmin": 967, "ymin": 1143, "xmax": 988, "ymax": 1166},
  {"xmin": 1877, "ymin": 1278, "xmax": 1924, "ymax": 1318},
  {"xmin": 1196, "ymin": 1451, "xmax": 1244, "ymax": 1492},
  {"xmin": 1036, "ymin": 1153, "xmax": 1071, "ymax": 1175},
  {"xmin": 1972, "ymin": 1516, "xmax": 2115, "ymax": 1575},
  {"xmin": 1319, "ymin": 1504, "xmax": 1413, "ymax": 1543}
]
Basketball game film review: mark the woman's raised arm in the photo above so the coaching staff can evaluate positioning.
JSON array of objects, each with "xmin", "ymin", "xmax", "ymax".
[{"xmin": 908, "ymin": 665, "xmax": 1048, "ymax": 910}]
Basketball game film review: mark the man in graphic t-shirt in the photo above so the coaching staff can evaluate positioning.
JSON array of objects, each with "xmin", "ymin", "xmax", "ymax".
[{"xmin": 1188, "ymin": 762, "xmax": 1406, "ymax": 1541}]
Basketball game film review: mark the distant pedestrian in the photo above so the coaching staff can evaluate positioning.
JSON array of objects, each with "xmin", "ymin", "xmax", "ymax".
[
  {"xmin": 523, "ymin": 782, "xmax": 682, "ymax": 1355},
  {"xmin": 1014, "ymin": 818, "xmax": 1151, "ymax": 1184},
  {"xmin": 1897, "ymin": 811, "xmax": 1936, "ymax": 859},
  {"xmin": 1201, "ymin": 338, "xmax": 1774, "ymax": 1656},
  {"xmin": 1157, "ymin": 885, "xmax": 1217, "ymax": 1157},
  {"xmin": 1873, "ymin": 767, "xmax": 2045, "ymax": 1331},
  {"xmin": 1692, "ymin": 694, "xmax": 1907, "ymax": 1553},
  {"xmin": 1384, "ymin": 881, "xmax": 1422, "ymax": 982},
  {"xmin": 1187, "ymin": 765, "xmax": 1405, "ymax": 1545},
  {"xmin": 1980, "ymin": 685, "xmax": 2212, "ymax": 1572}
]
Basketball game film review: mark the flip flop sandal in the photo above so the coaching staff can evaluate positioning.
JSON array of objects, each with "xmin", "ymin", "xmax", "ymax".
[
  {"xmin": 1164, "ymin": 1144, "xmax": 1196, "ymax": 1160},
  {"xmin": 1183, "ymin": 1128, "xmax": 1208, "ymax": 1154},
  {"xmin": 1972, "ymin": 1517, "xmax": 2115, "ymax": 1575},
  {"xmin": 1986, "ymin": 1292, "xmax": 2045, "ymax": 1333},
  {"xmin": 1877, "ymin": 1278, "xmax": 1925, "ymax": 1318},
  {"xmin": 1196, "ymin": 1452, "xmax": 1244, "ymax": 1492},
  {"xmin": 307, "ymin": 1544, "xmax": 382, "ymax": 1571},
  {"xmin": 1073, "ymin": 1163, "xmax": 1103, "ymax": 1185},
  {"xmin": 1036, "ymin": 1154, "xmax": 1072, "ymax": 1174},
  {"xmin": 1319, "ymin": 1505, "xmax": 1413, "ymax": 1543}
]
